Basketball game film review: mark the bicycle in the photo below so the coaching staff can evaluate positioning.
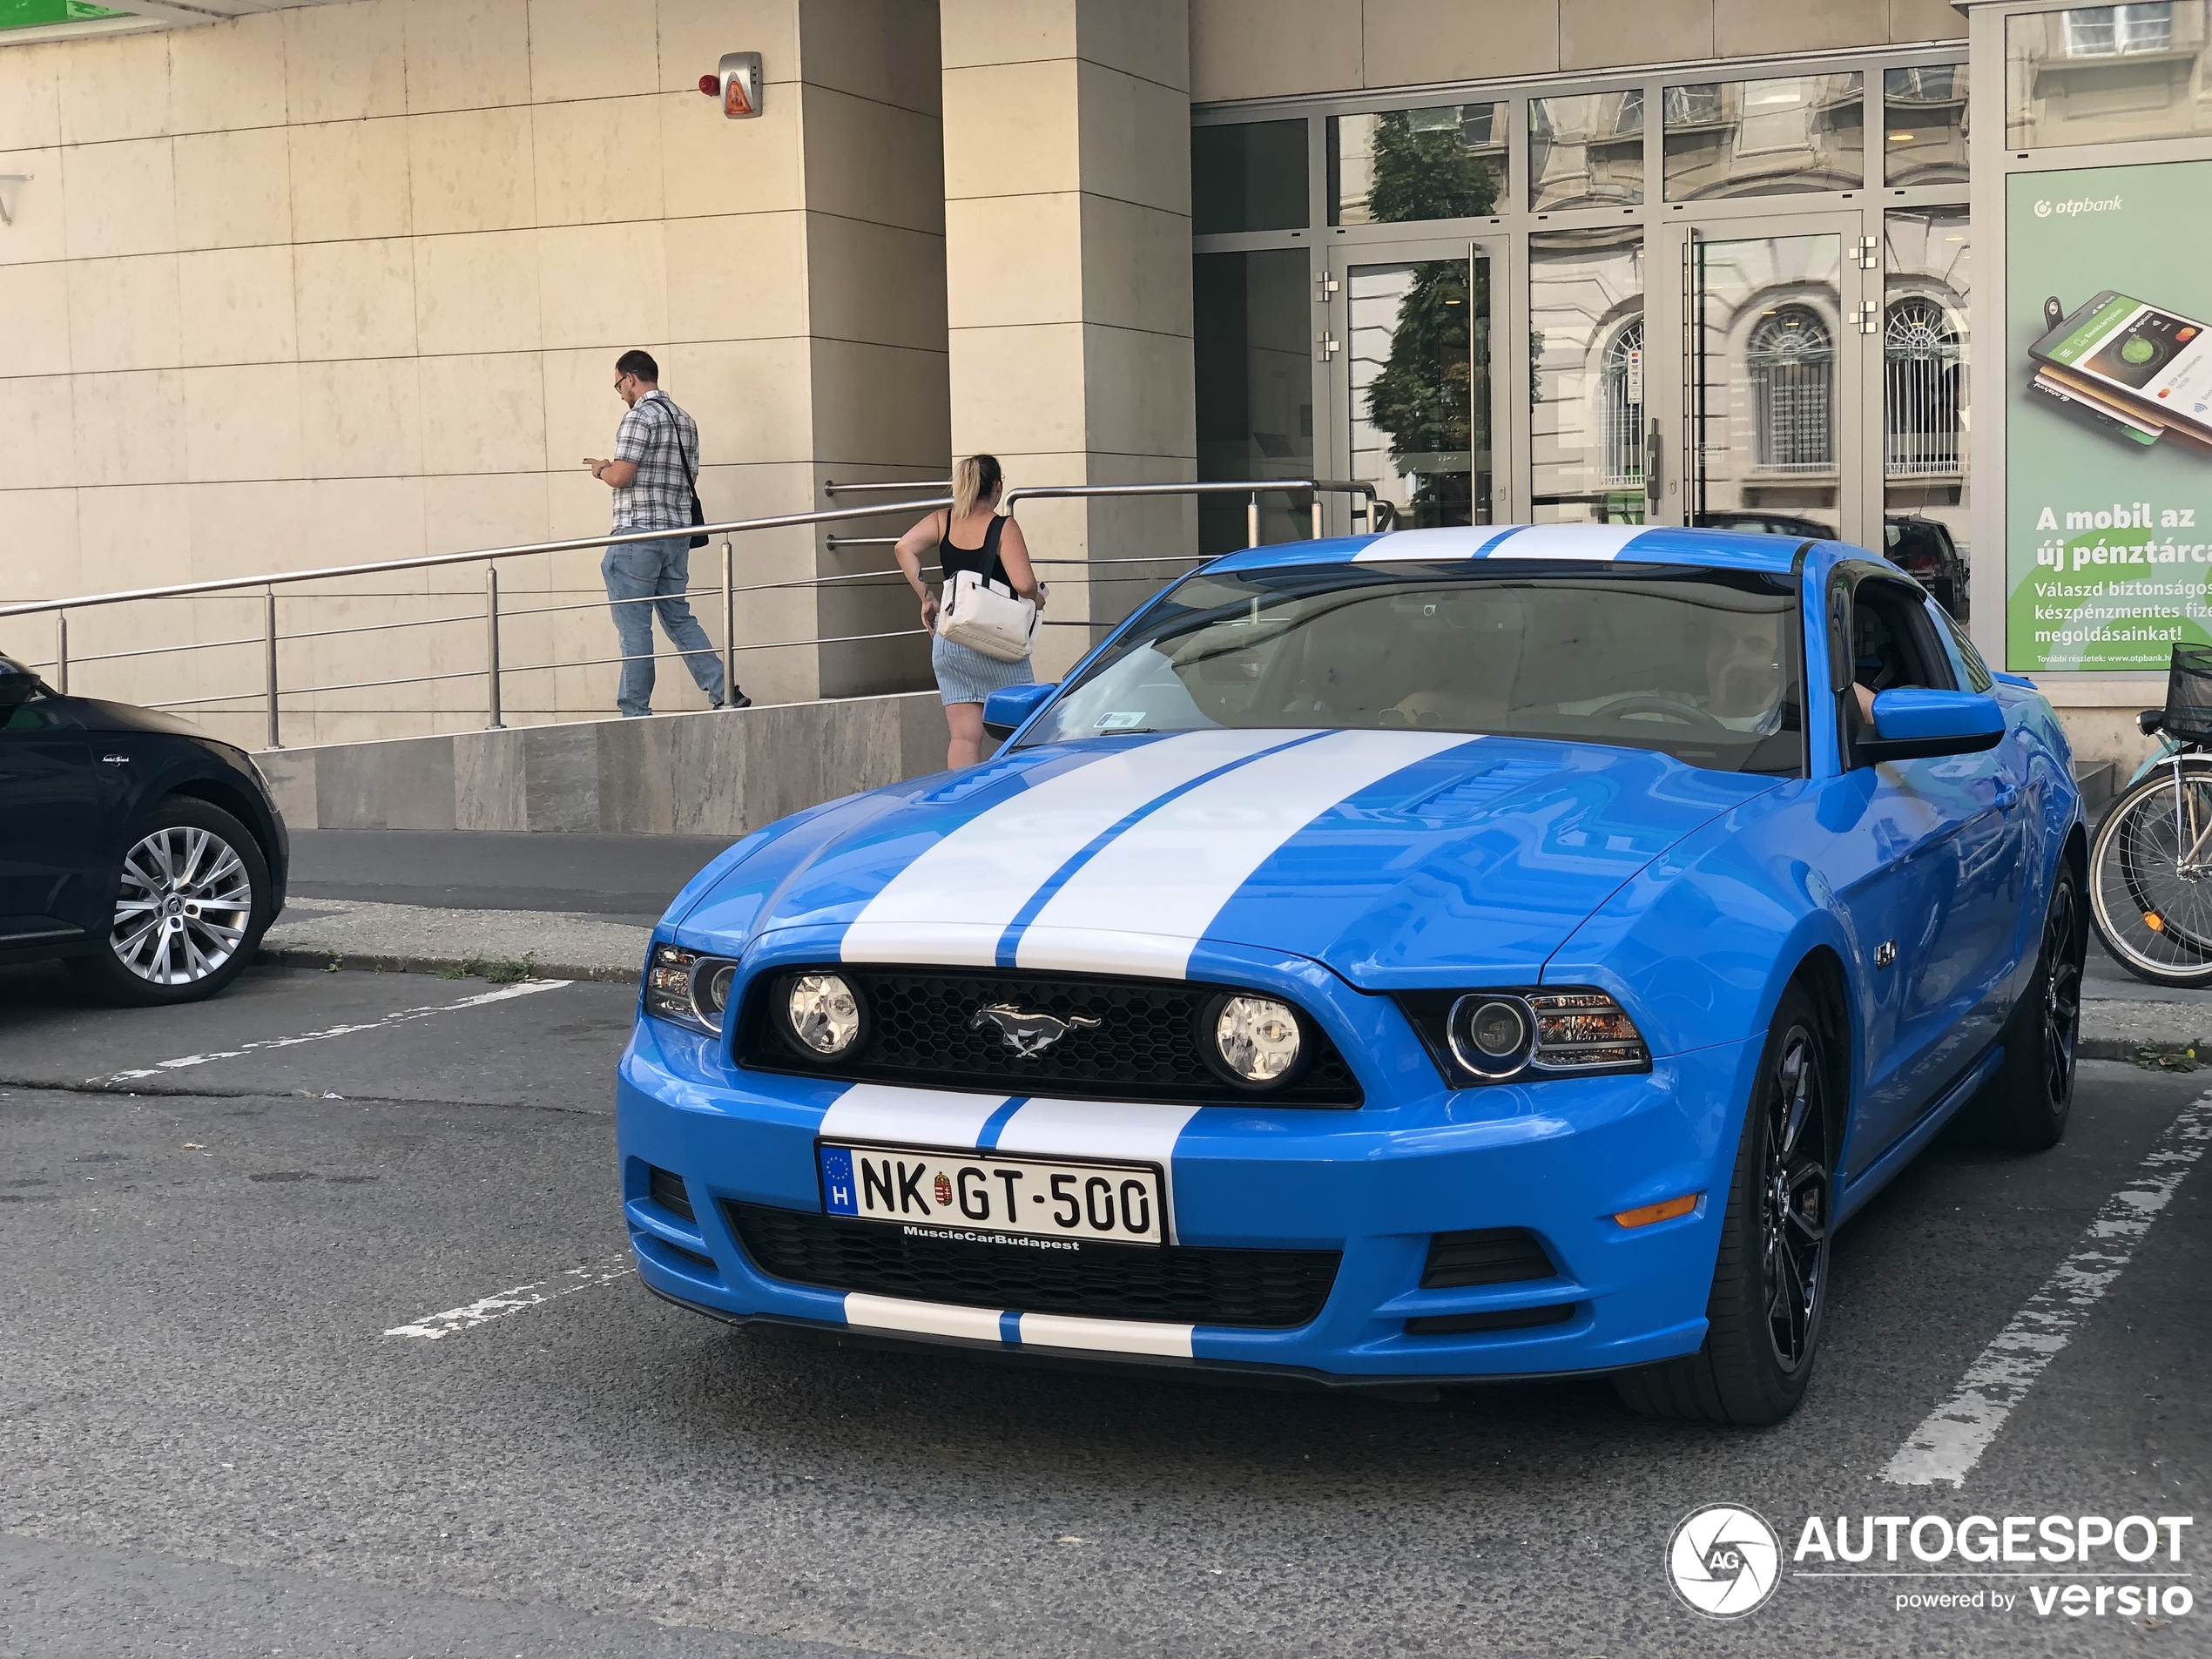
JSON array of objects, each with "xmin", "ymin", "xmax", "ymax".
[{"xmin": 2087, "ymin": 641, "xmax": 2212, "ymax": 987}]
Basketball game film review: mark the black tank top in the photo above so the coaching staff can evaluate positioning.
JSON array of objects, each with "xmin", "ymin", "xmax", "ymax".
[{"xmin": 938, "ymin": 514, "xmax": 1008, "ymax": 590}]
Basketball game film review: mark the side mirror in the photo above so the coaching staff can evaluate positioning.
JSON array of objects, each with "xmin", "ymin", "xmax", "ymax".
[
  {"xmin": 981, "ymin": 681, "xmax": 1056, "ymax": 740},
  {"xmin": 0, "ymin": 664, "xmax": 42, "ymax": 711},
  {"xmin": 1859, "ymin": 689, "xmax": 2004, "ymax": 763}
]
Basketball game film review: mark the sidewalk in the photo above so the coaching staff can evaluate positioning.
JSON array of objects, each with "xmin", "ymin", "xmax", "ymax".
[{"xmin": 264, "ymin": 829, "xmax": 2212, "ymax": 1055}]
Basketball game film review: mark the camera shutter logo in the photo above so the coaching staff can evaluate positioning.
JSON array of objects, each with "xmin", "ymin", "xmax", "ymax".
[{"xmin": 1667, "ymin": 1504, "xmax": 1782, "ymax": 1618}]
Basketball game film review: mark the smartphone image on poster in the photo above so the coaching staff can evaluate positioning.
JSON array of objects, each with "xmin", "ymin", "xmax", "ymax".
[
  {"xmin": 2029, "ymin": 289, "xmax": 2212, "ymax": 441},
  {"xmin": 2030, "ymin": 369, "xmax": 2163, "ymax": 447}
]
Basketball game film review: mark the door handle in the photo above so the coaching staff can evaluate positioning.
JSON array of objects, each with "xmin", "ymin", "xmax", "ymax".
[
  {"xmin": 1994, "ymin": 783, "xmax": 2023, "ymax": 812},
  {"xmin": 1644, "ymin": 418, "xmax": 1663, "ymax": 513}
]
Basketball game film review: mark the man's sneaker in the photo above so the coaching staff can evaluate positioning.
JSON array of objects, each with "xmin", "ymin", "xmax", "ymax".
[{"xmin": 722, "ymin": 692, "xmax": 752, "ymax": 710}]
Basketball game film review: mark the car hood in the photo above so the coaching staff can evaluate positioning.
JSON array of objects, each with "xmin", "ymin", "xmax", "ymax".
[{"xmin": 682, "ymin": 728, "xmax": 1784, "ymax": 988}]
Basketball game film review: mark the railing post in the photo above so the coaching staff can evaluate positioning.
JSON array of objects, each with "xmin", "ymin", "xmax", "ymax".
[
  {"xmin": 1247, "ymin": 492, "xmax": 1261, "ymax": 549},
  {"xmin": 721, "ymin": 539, "xmax": 735, "ymax": 706},
  {"xmin": 483, "ymin": 563, "xmax": 503, "ymax": 730},
  {"xmin": 53, "ymin": 610, "xmax": 67, "ymax": 694},
  {"xmin": 262, "ymin": 587, "xmax": 280, "ymax": 750}
]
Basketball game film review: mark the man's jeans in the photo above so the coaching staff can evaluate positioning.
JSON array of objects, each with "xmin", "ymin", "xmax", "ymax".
[{"xmin": 602, "ymin": 537, "xmax": 727, "ymax": 718}]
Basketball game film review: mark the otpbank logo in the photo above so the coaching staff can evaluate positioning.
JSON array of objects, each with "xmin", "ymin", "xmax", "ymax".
[{"xmin": 2033, "ymin": 193, "xmax": 2124, "ymax": 219}]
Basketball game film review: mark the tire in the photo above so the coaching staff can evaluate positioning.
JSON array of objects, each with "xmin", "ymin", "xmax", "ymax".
[
  {"xmin": 66, "ymin": 795, "xmax": 272, "ymax": 1008},
  {"xmin": 2088, "ymin": 761, "xmax": 2212, "ymax": 988},
  {"xmin": 1955, "ymin": 862, "xmax": 2083, "ymax": 1151},
  {"xmin": 1614, "ymin": 982, "xmax": 1834, "ymax": 1426}
]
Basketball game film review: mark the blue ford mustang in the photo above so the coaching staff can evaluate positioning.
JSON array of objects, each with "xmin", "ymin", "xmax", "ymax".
[{"xmin": 617, "ymin": 523, "xmax": 2084, "ymax": 1424}]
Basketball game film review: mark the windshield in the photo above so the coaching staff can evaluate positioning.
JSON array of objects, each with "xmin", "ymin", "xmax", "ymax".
[{"xmin": 1021, "ymin": 562, "xmax": 1805, "ymax": 775}]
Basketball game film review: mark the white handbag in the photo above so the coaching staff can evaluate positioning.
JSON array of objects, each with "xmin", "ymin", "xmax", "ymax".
[{"xmin": 938, "ymin": 566, "xmax": 1040, "ymax": 663}]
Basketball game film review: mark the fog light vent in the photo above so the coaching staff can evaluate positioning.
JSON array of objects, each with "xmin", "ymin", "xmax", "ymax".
[
  {"xmin": 1420, "ymin": 1227, "xmax": 1554, "ymax": 1289},
  {"xmin": 648, "ymin": 1164, "xmax": 695, "ymax": 1222},
  {"xmin": 1406, "ymin": 1302, "xmax": 1575, "ymax": 1336}
]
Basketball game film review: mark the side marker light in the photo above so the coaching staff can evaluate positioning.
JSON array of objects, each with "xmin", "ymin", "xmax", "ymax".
[{"xmin": 1615, "ymin": 1193, "xmax": 1699, "ymax": 1229}]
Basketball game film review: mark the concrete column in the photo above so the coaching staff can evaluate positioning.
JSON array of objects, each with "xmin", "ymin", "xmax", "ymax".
[{"xmin": 941, "ymin": 0, "xmax": 1196, "ymax": 678}]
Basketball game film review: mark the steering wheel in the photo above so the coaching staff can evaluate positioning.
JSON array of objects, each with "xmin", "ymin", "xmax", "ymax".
[{"xmin": 1588, "ymin": 692, "xmax": 1731, "ymax": 732}]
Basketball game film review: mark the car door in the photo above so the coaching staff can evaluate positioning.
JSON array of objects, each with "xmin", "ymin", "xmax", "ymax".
[
  {"xmin": 0, "ymin": 691, "xmax": 104, "ymax": 946},
  {"xmin": 1824, "ymin": 567, "xmax": 2020, "ymax": 1163}
]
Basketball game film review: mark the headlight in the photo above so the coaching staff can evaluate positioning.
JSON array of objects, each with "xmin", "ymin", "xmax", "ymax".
[
  {"xmin": 786, "ymin": 972, "xmax": 862, "ymax": 1056},
  {"xmin": 1431, "ymin": 989, "xmax": 1648, "ymax": 1084},
  {"xmin": 644, "ymin": 944, "xmax": 740, "ymax": 1034},
  {"xmin": 1211, "ymin": 994, "xmax": 1302, "ymax": 1085},
  {"xmin": 1448, "ymin": 995, "xmax": 1533, "ymax": 1078}
]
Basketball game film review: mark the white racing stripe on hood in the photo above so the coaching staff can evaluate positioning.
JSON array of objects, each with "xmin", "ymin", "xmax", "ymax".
[
  {"xmin": 1012, "ymin": 728, "xmax": 1472, "ymax": 978},
  {"xmin": 817, "ymin": 1082, "xmax": 1011, "ymax": 1150},
  {"xmin": 840, "ymin": 729, "xmax": 1301, "ymax": 966}
]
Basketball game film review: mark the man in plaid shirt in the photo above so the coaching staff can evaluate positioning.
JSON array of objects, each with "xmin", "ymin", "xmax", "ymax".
[{"xmin": 583, "ymin": 349, "xmax": 745, "ymax": 716}]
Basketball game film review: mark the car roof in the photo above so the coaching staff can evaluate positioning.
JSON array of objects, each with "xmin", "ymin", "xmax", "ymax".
[{"xmin": 1204, "ymin": 523, "xmax": 1822, "ymax": 578}]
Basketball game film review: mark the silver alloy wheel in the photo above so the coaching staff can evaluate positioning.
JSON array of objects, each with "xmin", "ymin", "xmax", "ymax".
[{"xmin": 110, "ymin": 825, "xmax": 254, "ymax": 985}]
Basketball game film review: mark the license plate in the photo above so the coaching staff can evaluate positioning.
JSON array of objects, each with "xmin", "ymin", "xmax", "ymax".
[{"xmin": 818, "ymin": 1142, "xmax": 1165, "ymax": 1246}]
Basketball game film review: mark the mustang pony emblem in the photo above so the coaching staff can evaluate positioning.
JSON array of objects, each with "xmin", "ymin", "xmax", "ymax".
[{"xmin": 970, "ymin": 1004, "xmax": 1103, "ymax": 1058}]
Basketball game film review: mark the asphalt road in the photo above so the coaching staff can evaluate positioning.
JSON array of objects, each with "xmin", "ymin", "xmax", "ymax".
[{"xmin": 1, "ymin": 960, "xmax": 2205, "ymax": 1658}]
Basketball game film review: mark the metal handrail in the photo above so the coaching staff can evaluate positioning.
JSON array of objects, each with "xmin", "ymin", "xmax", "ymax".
[
  {"xmin": 3, "ymin": 476, "xmax": 1386, "ymax": 751},
  {"xmin": 823, "ymin": 477, "xmax": 1384, "ymax": 552}
]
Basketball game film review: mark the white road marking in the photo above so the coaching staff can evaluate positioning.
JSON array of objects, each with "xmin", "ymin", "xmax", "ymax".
[
  {"xmin": 1880, "ymin": 1092, "xmax": 2211, "ymax": 1487},
  {"xmin": 384, "ymin": 1256, "xmax": 637, "ymax": 1340},
  {"xmin": 90, "ymin": 979, "xmax": 572, "ymax": 1087}
]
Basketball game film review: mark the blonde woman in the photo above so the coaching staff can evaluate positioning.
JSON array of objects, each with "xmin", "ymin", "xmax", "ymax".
[{"xmin": 894, "ymin": 455, "xmax": 1044, "ymax": 769}]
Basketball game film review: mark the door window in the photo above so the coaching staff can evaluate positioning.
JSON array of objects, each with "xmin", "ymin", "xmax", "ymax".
[
  {"xmin": 1691, "ymin": 232, "xmax": 1846, "ymax": 539},
  {"xmin": 1331, "ymin": 103, "xmax": 1507, "ymax": 225},
  {"xmin": 1529, "ymin": 229, "xmax": 1646, "ymax": 523},
  {"xmin": 1347, "ymin": 252, "xmax": 1493, "ymax": 528}
]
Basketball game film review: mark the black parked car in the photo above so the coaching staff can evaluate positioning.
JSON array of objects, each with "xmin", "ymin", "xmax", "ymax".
[
  {"xmin": 1882, "ymin": 515, "xmax": 1970, "ymax": 619},
  {"xmin": 0, "ymin": 652, "xmax": 287, "ymax": 1005}
]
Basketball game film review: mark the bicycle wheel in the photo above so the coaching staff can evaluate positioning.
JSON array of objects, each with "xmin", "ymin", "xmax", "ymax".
[{"xmin": 2088, "ymin": 759, "xmax": 2212, "ymax": 987}]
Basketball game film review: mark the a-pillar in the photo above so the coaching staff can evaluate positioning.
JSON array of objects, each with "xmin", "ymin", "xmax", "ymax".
[{"xmin": 940, "ymin": 0, "xmax": 1196, "ymax": 677}]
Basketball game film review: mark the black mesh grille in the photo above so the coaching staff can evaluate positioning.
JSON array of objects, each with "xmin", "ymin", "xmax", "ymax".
[
  {"xmin": 1420, "ymin": 1228, "xmax": 1554, "ymax": 1288},
  {"xmin": 736, "ymin": 966, "xmax": 1361, "ymax": 1106},
  {"xmin": 726, "ymin": 1201, "xmax": 1340, "ymax": 1328}
]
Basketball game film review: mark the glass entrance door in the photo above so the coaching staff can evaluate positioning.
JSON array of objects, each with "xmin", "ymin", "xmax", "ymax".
[
  {"xmin": 1676, "ymin": 218, "xmax": 1867, "ymax": 543},
  {"xmin": 1329, "ymin": 239, "xmax": 1503, "ymax": 533}
]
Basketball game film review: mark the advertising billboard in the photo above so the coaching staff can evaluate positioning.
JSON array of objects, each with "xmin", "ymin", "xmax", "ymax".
[{"xmin": 2007, "ymin": 159, "xmax": 2212, "ymax": 671}]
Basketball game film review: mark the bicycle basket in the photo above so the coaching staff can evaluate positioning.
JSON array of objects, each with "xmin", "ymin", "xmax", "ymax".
[{"xmin": 2165, "ymin": 643, "xmax": 2212, "ymax": 744}]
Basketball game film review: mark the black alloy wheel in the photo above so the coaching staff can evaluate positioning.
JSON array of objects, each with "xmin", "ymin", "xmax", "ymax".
[
  {"xmin": 1760, "ymin": 1024, "xmax": 1830, "ymax": 1373},
  {"xmin": 1615, "ymin": 981, "xmax": 1834, "ymax": 1426},
  {"xmin": 1957, "ymin": 863, "xmax": 2083, "ymax": 1150}
]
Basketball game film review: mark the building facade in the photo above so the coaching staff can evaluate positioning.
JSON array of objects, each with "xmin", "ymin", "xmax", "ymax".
[{"xmin": 3, "ymin": 0, "xmax": 2205, "ymax": 767}]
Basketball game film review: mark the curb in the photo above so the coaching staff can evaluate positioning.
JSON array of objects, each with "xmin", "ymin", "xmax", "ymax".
[{"xmin": 257, "ymin": 945, "xmax": 641, "ymax": 986}]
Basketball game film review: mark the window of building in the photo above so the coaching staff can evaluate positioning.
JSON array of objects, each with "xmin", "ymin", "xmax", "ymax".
[
  {"xmin": 1601, "ymin": 320, "xmax": 1647, "ymax": 489},
  {"xmin": 1330, "ymin": 102, "xmax": 1507, "ymax": 226},
  {"xmin": 1529, "ymin": 91, "xmax": 1645, "ymax": 211},
  {"xmin": 2006, "ymin": 3, "xmax": 2212, "ymax": 147},
  {"xmin": 1192, "ymin": 120, "xmax": 1309, "ymax": 233},
  {"xmin": 1883, "ymin": 64, "xmax": 1969, "ymax": 185},
  {"xmin": 1883, "ymin": 207, "xmax": 1970, "ymax": 602},
  {"xmin": 1662, "ymin": 74, "xmax": 1865, "ymax": 199},
  {"xmin": 1749, "ymin": 307, "xmax": 1837, "ymax": 474}
]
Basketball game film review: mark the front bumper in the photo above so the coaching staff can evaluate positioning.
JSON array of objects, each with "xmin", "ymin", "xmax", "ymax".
[{"xmin": 615, "ymin": 995, "xmax": 1757, "ymax": 1384}]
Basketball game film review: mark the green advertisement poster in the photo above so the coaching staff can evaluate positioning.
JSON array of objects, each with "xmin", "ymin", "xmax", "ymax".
[{"xmin": 2006, "ymin": 158, "xmax": 2212, "ymax": 671}]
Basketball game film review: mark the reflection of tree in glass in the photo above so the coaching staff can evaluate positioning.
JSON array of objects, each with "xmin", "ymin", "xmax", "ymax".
[
  {"xmin": 1366, "ymin": 259, "xmax": 1478, "ymax": 527},
  {"xmin": 1359, "ymin": 115, "xmax": 1501, "ymax": 528},
  {"xmin": 1365, "ymin": 109, "xmax": 1500, "ymax": 224}
]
